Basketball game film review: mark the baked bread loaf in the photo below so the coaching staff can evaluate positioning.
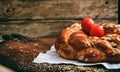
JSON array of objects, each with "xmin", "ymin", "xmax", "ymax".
[{"xmin": 55, "ymin": 23, "xmax": 120, "ymax": 63}]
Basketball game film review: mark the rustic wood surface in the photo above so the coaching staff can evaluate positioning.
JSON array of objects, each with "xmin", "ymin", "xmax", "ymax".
[
  {"xmin": 0, "ymin": 0, "xmax": 118, "ymax": 72},
  {"xmin": 0, "ymin": 0, "xmax": 118, "ymax": 19},
  {"xmin": 0, "ymin": 20, "xmax": 118, "ymax": 37},
  {"xmin": 0, "ymin": 0, "xmax": 118, "ymax": 37}
]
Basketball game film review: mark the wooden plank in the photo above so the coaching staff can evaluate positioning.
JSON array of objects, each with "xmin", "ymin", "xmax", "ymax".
[
  {"xmin": 0, "ymin": 20, "xmax": 73, "ymax": 37},
  {"xmin": 0, "ymin": 19, "xmax": 118, "ymax": 37},
  {"xmin": 0, "ymin": 0, "xmax": 118, "ymax": 19}
]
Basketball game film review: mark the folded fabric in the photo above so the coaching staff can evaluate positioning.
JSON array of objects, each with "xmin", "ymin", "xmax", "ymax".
[{"xmin": 33, "ymin": 45, "xmax": 120, "ymax": 69}]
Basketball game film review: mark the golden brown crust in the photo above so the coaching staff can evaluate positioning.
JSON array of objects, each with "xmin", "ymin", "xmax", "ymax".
[
  {"xmin": 55, "ymin": 23, "xmax": 120, "ymax": 63},
  {"xmin": 101, "ymin": 23, "xmax": 120, "ymax": 34}
]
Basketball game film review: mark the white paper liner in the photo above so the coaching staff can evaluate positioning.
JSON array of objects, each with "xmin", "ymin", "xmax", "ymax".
[{"xmin": 33, "ymin": 45, "xmax": 120, "ymax": 69}]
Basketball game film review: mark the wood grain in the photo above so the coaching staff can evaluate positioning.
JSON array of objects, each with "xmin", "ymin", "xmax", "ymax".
[
  {"xmin": 0, "ymin": 0, "xmax": 118, "ymax": 19},
  {"xmin": 0, "ymin": 20, "xmax": 118, "ymax": 37},
  {"xmin": 0, "ymin": 0, "xmax": 118, "ymax": 37}
]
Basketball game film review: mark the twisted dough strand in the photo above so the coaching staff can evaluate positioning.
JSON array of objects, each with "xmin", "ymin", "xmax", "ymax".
[{"xmin": 55, "ymin": 23, "xmax": 120, "ymax": 62}]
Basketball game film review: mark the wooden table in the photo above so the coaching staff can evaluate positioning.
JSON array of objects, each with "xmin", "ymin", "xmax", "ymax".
[{"xmin": 0, "ymin": 0, "xmax": 119, "ymax": 72}]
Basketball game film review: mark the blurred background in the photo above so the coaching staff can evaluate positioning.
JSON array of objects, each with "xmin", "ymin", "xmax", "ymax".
[{"xmin": 0, "ymin": 0, "xmax": 118, "ymax": 37}]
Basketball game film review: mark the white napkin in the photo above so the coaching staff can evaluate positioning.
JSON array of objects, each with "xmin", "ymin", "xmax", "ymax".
[{"xmin": 33, "ymin": 45, "xmax": 120, "ymax": 69}]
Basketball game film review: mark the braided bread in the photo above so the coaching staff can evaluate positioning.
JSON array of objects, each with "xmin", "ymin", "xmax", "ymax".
[{"xmin": 55, "ymin": 23, "xmax": 120, "ymax": 63}]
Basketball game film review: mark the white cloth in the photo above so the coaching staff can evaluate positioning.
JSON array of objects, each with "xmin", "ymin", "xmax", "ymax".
[{"xmin": 33, "ymin": 45, "xmax": 120, "ymax": 69}]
